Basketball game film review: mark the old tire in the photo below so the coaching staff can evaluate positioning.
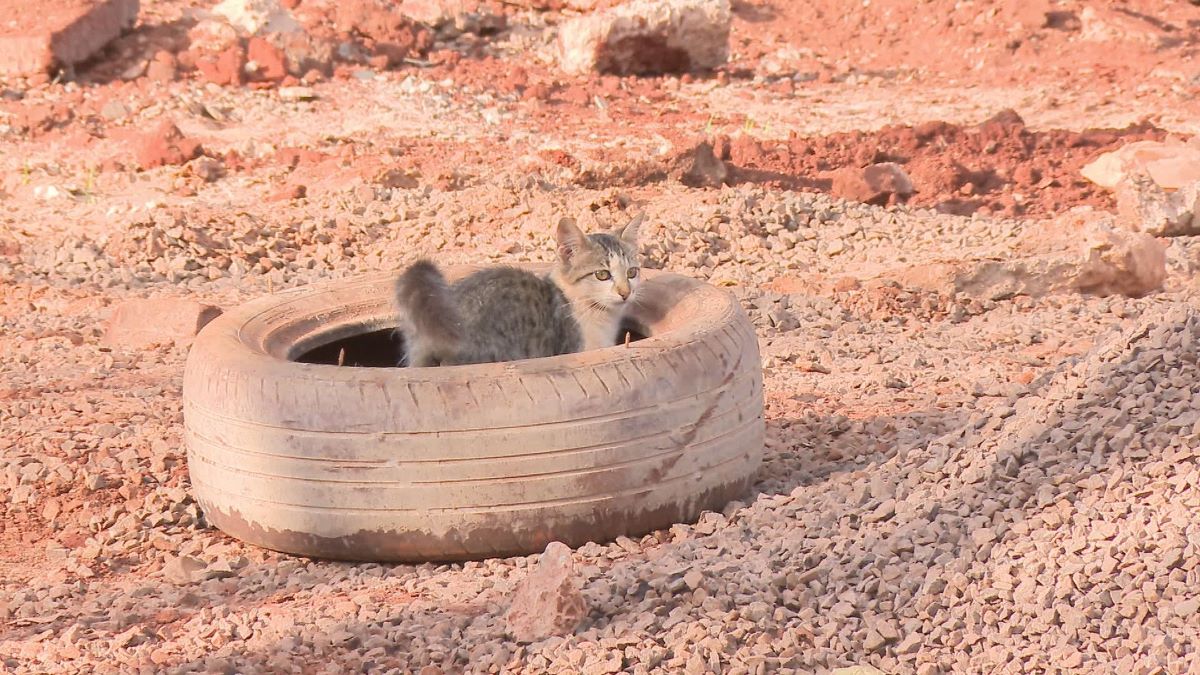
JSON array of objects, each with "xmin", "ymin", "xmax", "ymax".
[{"xmin": 183, "ymin": 265, "xmax": 764, "ymax": 562}]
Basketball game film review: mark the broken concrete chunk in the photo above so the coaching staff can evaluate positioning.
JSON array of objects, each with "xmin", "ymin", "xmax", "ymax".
[
  {"xmin": 103, "ymin": 298, "xmax": 223, "ymax": 348},
  {"xmin": 558, "ymin": 0, "xmax": 730, "ymax": 75}
]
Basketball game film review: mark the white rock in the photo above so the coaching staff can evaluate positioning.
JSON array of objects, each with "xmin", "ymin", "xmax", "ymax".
[
  {"xmin": 1116, "ymin": 173, "xmax": 1200, "ymax": 237},
  {"xmin": 558, "ymin": 0, "xmax": 730, "ymax": 75},
  {"xmin": 1080, "ymin": 6, "xmax": 1171, "ymax": 46},
  {"xmin": 188, "ymin": 18, "xmax": 242, "ymax": 53},
  {"xmin": 1081, "ymin": 139, "xmax": 1200, "ymax": 190},
  {"xmin": 213, "ymin": 0, "xmax": 301, "ymax": 36},
  {"xmin": 279, "ymin": 86, "xmax": 318, "ymax": 102}
]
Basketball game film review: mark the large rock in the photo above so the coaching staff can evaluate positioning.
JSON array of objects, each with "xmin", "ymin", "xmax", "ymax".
[
  {"xmin": 212, "ymin": 0, "xmax": 300, "ymax": 35},
  {"xmin": 1068, "ymin": 216, "xmax": 1168, "ymax": 297},
  {"xmin": 558, "ymin": 0, "xmax": 730, "ymax": 75},
  {"xmin": 669, "ymin": 139, "xmax": 728, "ymax": 188},
  {"xmin": 890, "ymin": 212, "xmax": 1166, "ymax": 300},
  {"xmin": 830, "ymin": 162, "xmax": 914, "ymax": 206},
  {"xmin": 0, "ymin": 0, "xmax": 139, "ymax": 76},
  {"xmin": 505, "ymin": 542, "xmax": 587, "ymax": 643},
  {"xmin": 1081, "ymin": 139, "xmax": 1200, "ymax": 190},
  {"xmin": 1079, "ymin": 6, "xmax": 1172, "ymax": 47},
  {"xmin": 1115, "ymin": 173, "xmax": 1200, "ymax": 237},
  {"xmin": 103, "ymin": 298, "xmax": 223, "ymax": 348},
  {"xmin": 395, "ymin": 0, "xmax": 506, "ymax": 36}
]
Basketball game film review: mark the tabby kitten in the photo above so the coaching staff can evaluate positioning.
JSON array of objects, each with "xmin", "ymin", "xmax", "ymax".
[{"xmin": 394, "ymin": 215, "xmax": 643, "ymax": 367}]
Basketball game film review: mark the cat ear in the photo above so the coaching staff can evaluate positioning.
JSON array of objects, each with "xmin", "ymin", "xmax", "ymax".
[
  {"xmin": 619, "ymin": 213, "xmax": 644, "ymax": 245},
  {"xmin": 557, "ymin": 217, "xmax": 586, "ymax": 263}
]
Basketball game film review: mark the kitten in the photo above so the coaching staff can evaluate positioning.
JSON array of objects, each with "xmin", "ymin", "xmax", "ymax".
[{"xmin": 394, "ymin": 215, "xmax": 643, "ymax": 367}]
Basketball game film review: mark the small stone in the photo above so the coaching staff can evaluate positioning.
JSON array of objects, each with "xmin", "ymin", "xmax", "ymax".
[
  {"xmin": 203, "ymin": 559, "xmax": 238, "ymax": 581},
  {"xmin": 895, "ymin": 633, "xmax": 922, "ymax": 654},
  {"xmin": 1175, "ymin": 597, "xmax": 1200, "ymax": 617},
  {"xmin": 246, "ymin": 36, "xmax": 288, "ymax": 82},
  {"xmin": 971, "ymin": 528, "xmax": 997, "ymax": 545},
  {"xmin": 95, "ymin": 423, "xmax": 121, "ymax": 438},
  {"xmin": 279, "ymin": 85, "xmax": 317, "ymax": 101},
  {"xmin": 146, "ymin": 51, "xmax": 178, "ymax": 83},
  {"xmin": 100, "ymin": 100, "xmax": 129, "ymax": 121},
  {"xmin": 195, "ymin": 45, "xmax": 247, "ymax": 86},
  {"xmin": 863, "ymin": 628, "xmax": 888, "ymax": 653},
  {"xmin": 103, "ymin": 298, "xmax": 223, "ymax": 348},
  {"xmin": 190, "ymin": 158, "xmax": 226, "ymax": 183},
  {"xmin": 162, "ymin": 555, "xmax": 208, "ymax": 584},
  {"xmin": 867, "ymin": 499, "xmax": 896, "ymax": 522},
  {"xmin": 832, "ymin": 667, "xmax": 888, "ymax": 675},
  {"xmin": 505, "ymin": 542, "xmax": 587, "ymax": 643},
  {"xmin": 742, "ymin": 601, "xmax": 771, "ymax": 622},
  {"xmin": 41, "ymin": 499, "xmax": 61, "ymax": 523},
  {"xmin": 582, "ymin": 654, "xmax": 624, "ymax": 675},
  {"xmin": 375, "ymin": 168, "xmax": 419, "ymax": 189}
]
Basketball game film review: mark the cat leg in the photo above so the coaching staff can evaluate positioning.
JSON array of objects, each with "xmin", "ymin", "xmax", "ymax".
[{"xmin": 404, "ymin": 337, "xmax": 442, "ymax": 368}]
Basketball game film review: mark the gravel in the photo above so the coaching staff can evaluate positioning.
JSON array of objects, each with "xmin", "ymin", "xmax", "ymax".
[
  {"xmin": 2, "ymin": 36, "xmax": 1200, "ymax": 670},
  {"xmin": 4, "ymin": 175, "xmax": 1199, "ymax": 673}
]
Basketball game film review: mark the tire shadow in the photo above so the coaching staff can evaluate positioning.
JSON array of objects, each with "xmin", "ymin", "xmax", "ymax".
[{"xmin": 750, "ymin": 405, "xmax": 973, "ymax": 499}]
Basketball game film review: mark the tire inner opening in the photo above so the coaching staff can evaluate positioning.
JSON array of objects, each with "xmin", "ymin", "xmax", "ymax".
[{"xmin": 295, "ymin": 318, "xmax": 652, "ymax": 368}]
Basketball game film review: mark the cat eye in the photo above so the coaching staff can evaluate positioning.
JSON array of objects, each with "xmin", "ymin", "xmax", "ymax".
[
  {"xmin": 627, "ymin": 268, "xmax": 639, "ymax": 279},
  {"xmin": 594, "ymin": 270, "xmax": 612, "ymax": 281}
]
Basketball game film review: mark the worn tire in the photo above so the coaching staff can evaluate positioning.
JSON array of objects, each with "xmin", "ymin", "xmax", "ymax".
[{"xmin": 183, "ymin": 265, "xmax": 764, "ymax": 561}]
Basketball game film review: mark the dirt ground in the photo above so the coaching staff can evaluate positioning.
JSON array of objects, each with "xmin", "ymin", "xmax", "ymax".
[{"xmin": 2, "ymin": 0, "xmax": 1200, "ymax": 673}]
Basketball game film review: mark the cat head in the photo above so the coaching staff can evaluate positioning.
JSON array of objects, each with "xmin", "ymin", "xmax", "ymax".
[{"xmin": 555, "ymin": 215, "xmax": 643, "ymax": 311}]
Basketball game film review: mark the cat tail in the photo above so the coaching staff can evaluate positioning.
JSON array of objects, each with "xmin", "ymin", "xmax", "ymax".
[{"xmin": 395, "ymin": 260, "xmax": 462, "ymax": 356}]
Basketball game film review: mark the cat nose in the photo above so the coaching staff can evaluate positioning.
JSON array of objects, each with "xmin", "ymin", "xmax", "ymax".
[{"xmin": 616, "ymin": 285, "xmax": 630, "ymax": 300}]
